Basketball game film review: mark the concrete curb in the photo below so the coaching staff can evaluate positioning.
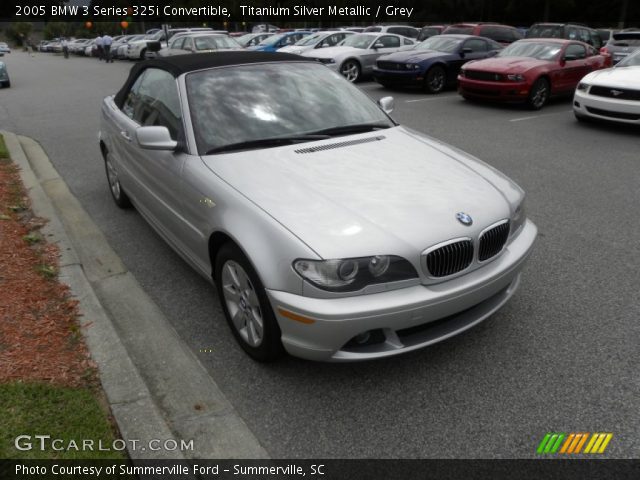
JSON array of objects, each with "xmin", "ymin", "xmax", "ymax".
[{"xmin": 2, "ymin": 131, "xmax": 269, "ymax": 460}]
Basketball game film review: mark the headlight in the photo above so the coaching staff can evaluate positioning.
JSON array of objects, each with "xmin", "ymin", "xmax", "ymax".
[
  {"xmin": 317, "ymin": 58, "xmax": 335, "ymax": 64},
  {"xmin": 293, "ymin": 255, "xmax": 418, "ymax": 292},
  {"xmin": 576, "ymin": 82, "xmax": 590, "ymax": 91},
  {"xmin": 507, "ymin": 74, "xmax": 525, "ymax": 82},
  {"xmin": 459, "ymin": 69, "xmax": 466, "ymax": 77},
  {"xmin": 405, "ymin": 63, "xmax": 420, "ymax": 70},
  {"xmin": 511, "ymin": 199, "xmax": 526, "ymax": 234}
]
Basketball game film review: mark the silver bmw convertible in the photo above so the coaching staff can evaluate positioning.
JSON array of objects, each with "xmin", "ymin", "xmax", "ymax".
[{"xmin": 100, "ymin": 52, "xmax": 537, "ymax": 362}]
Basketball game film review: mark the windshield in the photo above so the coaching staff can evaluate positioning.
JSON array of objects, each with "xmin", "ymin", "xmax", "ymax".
[
  {"xmin": 616, "ymin": 50, "xmax": 640, "ymax": 67},
  {"xmin": 526, "ymin": 25, "xmax": 564, "ymax": 38},
  {"xmin": 415, "ymin": 36, "xmax": 462, "ymax": 52},
  {"xmin": 186, "ymin": 63, "xmax": 394, "ymax": 154},
  {"xmin": 341, "ymin": 34, "xmax": 376, "ymax": 49},
  {"xmin": 194, "ymin": 35, "xmax": 240, "ymax": 50},
  {"xmin": 259, "ymin": 33, "xmax": 286, "ymax": 46},
  {"xmin": 295, "ymin": 33, "xmax": 324, "ymax": 46},
  {"xmin": 610, "ymin": 33, "xmax": 640, "ymax": 47},
  {"xmin": 498, "ymin": 41, "xmax": 561, "ymax": 60},
  {"xmin": 445, "ymin": 27, "xmax": 473, "ymax": 35}
]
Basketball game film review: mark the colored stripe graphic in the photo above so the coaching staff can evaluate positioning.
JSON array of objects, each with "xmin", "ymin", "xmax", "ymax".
[{"xmin": 537, "ymin": 433, "xmax": 613, "ymax": 454}]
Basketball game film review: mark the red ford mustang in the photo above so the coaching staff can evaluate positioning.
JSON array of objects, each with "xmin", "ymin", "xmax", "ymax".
[{"xmin": 457, "ymin": 39, "xmax": 611, "ymax": 109}]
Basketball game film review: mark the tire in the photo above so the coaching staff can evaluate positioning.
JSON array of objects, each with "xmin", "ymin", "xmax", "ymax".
[
  {"xmin": 424, "ymin": 65, "xmax": 446, "ymax": 94},
  {"xmin": 340, "ymin": 59, "xmax": 361, "ymax": 83},
  {"xmin": 215, "ymin": 243, "xmax": 284, "ymax": 362},
  {"xmin": 139, "ymin": 48, "xmax": 146, "ymax": 60},
  {"xmin": 103, "ymin": 150, "xmax": 132, "ymax": 208},
  {"xmin": 527, "ymin": 78, "xmax": 550, "ymax": 110},
  {"xmin": 2, "ymin": 81, "xmax": 9, "ymax": 88}
]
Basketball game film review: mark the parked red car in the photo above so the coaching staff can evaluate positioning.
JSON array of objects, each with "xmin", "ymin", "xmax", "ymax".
[
  {"xmin": 443, "ymin": 23, "xmax": 522, "ymax": 45},
  {"xmin": 457, "ymin": 39, "xmax": 610, "ymax": 109}
]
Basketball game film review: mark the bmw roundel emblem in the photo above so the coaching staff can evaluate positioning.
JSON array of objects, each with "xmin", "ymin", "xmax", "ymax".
[{"xmin": 456, "ymin": 212, "xmax": 473, "ymax": 226}]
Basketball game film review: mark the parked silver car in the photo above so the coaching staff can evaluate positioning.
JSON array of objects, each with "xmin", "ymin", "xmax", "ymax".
[
  {"xmin": 99, "ymin": 52, "xmax": 536, "ymax": 362},
  {"xmin": 158, "ymin": 33, "xmax": 242, "ymax": 56},
  {"xmin": 603, "ymin": 31, "xmax": 640, "ymax": 64},
  {"xmin": 0, "ymin": 61, "xmax": 10, "ymax": 87},
  {"xmin": 278, "ymin": 31, "xmax": 354, "ymax": 55},
  {"xmin": 302, "ymin": 33, "xmax": 416, "ymax": 81}
]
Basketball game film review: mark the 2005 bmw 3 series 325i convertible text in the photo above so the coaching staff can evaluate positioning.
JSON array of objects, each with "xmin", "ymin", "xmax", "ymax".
[{"xmin": 99, "ymin": 52, "xmax": 537, "ymax": 362}]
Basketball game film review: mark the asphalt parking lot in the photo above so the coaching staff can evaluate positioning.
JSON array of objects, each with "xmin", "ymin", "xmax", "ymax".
[{"xmin": 1, "ymin": 51, "xmax": 639, "ymax": 459}]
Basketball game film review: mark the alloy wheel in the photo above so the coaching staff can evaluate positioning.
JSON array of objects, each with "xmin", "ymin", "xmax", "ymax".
[{"xmin": 221, "ymin": 260, "xmax": 264, "ymax": 347}]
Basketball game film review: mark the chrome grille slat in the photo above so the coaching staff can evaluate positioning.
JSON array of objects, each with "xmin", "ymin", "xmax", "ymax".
[
  {"xmin": 426, "ymin": 240, "xmax": 473, "ymax": 278},
  {"xmin": 479, "ymin": 221, "xmax": 510, "ymax": 262}
]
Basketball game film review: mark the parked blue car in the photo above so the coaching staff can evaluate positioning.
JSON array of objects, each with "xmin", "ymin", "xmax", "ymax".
[
  {"xmin": 373, "ymin": 34, "xmax": 502, "ymax": 93},
  {"xmin": 248, "ymin": 31, "xmax": 312, "ymax": 52}
]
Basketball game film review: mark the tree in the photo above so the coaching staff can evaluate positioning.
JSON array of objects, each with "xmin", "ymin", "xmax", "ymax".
[{"xmin": 5, "ymin": 22, "xmax": 33, "ymax": 46}]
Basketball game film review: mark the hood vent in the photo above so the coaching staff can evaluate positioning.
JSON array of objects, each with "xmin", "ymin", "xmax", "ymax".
[{"xmin": 295, "ymin": 135, "xmax": 385, "ymax": 154}]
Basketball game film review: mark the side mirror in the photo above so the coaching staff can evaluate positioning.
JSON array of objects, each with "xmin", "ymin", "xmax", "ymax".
[
  {"xmin": 136, "ymin": 126, "xmax": 177, "ymax": 151},
  {"xmin": 378, "ymin": 96, "xmax": 394, "ymax": 114},
  {"xmin": 564, "ymin": 54, "xmax": 578, "ymax": 61},
  {"xmin": 460, "ymin": 47, "xmax": 472, "ymax": 57},
  {"xmin": 373, "ymin": 42, "xmax": 384, "ymax": 49},
  {"xmin": 487, "ymin": 50, "xmax": 499, "ymax": 57}
]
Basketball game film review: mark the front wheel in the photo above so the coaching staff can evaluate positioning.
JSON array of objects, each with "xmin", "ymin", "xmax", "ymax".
[
  {"xmin": 527, "ymin": 78, "xmax": 550, "ymax": 110},
  {"xmin": 424, "ymin": 66, "xmax": 446, "ymax": 94},
  {"xmin": 104, "ymin": 151, "xmax": 131, "ymax": 208},
  {"xmin": 139, "ymin": 48, "xmax": 146, "ymax": 60},
  {"xmin": 215, "ymin": 243, "xmax": 284, "ymax": 362},
  {"xmin": 340, "ymin": 59, "xmax": 361, "ymax": 82}
]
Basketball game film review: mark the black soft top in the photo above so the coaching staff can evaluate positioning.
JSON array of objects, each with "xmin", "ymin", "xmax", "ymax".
[{"xmin": 114, "ymin": 51, "xmax": 309, "ymax": 108}]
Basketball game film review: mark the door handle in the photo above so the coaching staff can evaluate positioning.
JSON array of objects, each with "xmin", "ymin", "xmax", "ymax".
[{"xmin": 120, "ymin": 130, "xmax": 132, "ymax": 142}]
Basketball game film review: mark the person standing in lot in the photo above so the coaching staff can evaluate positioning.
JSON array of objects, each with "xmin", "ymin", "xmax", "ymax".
[
  {"xmin": 61, "ymin": 38, "xmax": 69, "ymax": 58},
  {"xmin": 96, "ymin": 33, "xmax": 104, "ymax": 60},
  {"xmin": 102, "ymin": 33, "xmax": 113, "ymax": 63}
]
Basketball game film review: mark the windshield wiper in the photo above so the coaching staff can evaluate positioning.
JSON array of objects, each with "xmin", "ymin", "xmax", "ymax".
[
  {"xmin": 204, "ymin": 135, "xmax": 330, "ymax": 155},
  {"xmin": 307, "ymin": 123, "xmax": 392, "ymax": 137}
]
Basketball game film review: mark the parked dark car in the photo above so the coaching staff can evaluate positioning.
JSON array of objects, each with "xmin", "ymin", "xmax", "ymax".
[
  {"xmin": 373, "ymin": 34, "xmax": 502, "ymax": 93},
  {"xmin": 443, "ymin": 23, "xmax": 522, "ymax": 45},
  {"xmin": 417, "ymin": 25, "xmax": 447, "ymax": 41},
  {"xmin": 525, "ymin": 23, "xmax": 602, "ymax": 48}
]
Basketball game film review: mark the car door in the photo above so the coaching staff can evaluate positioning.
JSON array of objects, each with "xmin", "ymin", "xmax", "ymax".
[
  {"xmin": 362, "ymin": 35, "xmax": 401, "ymax": 72},
  {"xmin": 114, "ymin": 68, "xmax": 189, "ymax": 243},
  {"xmin": 557, "ymin": 43, "xmax": 591, "ymax": 92},
  {"xmin": 450, "ymin": 38, "xmax": 491, "ymax": 76}
]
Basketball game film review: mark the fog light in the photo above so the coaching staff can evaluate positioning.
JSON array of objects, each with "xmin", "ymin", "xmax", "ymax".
[
  {"xmin": 354, "ymin": 331, "xmax": 371, "ymax": 344},
  {"xmin": 574, "ymin": 101, "xmax": 580, "ymax": 107}
]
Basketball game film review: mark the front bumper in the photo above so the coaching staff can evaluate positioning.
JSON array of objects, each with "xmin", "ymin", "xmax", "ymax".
[
  {"xmin": 373, "ymin": 68, "xmax": 424, "ymax": 86},
  {"xmin": 458, "ymin": 77, "xmax": 530, "ymax": 102},
  {"xmin": 267, "ymin": 219, "xmax": 537, "ymax": 361},
  {"xmin": 573, "ymin": 89, "xmax": 640, "ymax": 124}
]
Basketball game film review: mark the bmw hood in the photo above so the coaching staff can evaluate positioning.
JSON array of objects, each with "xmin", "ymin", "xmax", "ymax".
[
  {"xmin": 379, "ymin": 50, "xmax": 451, "ymax": 63},
  {"xmin": 583, "ymin": 66, "xmax": 640, "ymax": 88},
  {"xmin": 201, "ymin": 127, "xmax": 514, "ymax": 259}
]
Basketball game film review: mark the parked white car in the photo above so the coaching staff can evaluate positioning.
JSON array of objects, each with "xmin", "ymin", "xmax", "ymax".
[
  {"xmin": 301, "ymin": 33, "xmax": 416, "ymax": 82},
  {"xmin": 574, "ymin": 49, "xmax": 640, "ymax": 124},
  {"xmin": 278, "ymin": 31, "xmax": 354, "ymax": 55}
]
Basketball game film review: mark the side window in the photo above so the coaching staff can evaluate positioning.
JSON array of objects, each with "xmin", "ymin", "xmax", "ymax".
[
  {"xmin": 170, "ymin": 37, "xmax": 185, "ymax": 50},
  {"xmin": 183, "ymin": 37, "xmax": 193, "ymax": 51},
  {"xmin": 590, "ymin": 32, "xmax": 602, "ymax": 49},
  {"xmin": 565, "ymin": 44, "xmax": 586, "ymax": 60},
  {"xmin": 130, "ymin": 68, "xmax": 183, "ymax": 141},
  {"xmin": 586, "ymin": 45, "xmax": 597, "ymax": 57},
  {"xmin": 579, "ymin": 29, "xmax": 591, "ymax": 44},
  {"xmin": 463, "ymin": 39, "xmax": 488, "ymax": 52},
  {"xmin": 479, "ymin": 26, "xmax": 499, "ymax": 41},
  {"xmin": 387, "ymin": 27, "xmax": 402, "ymax": 36},
  {"xmin": 122, "ymin": 71, "xmax": 148, "ymax": 120},
  {"xmin": 378, "ymin": 35, "xmax": 400, "ymax": 48},
  {"xmin": 567, "ymin": 27, "xmax": 579, "ymax": 40},
  {"xmin": 403, "ymin": 38, "xmax": 414, "ymax": 45}
]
